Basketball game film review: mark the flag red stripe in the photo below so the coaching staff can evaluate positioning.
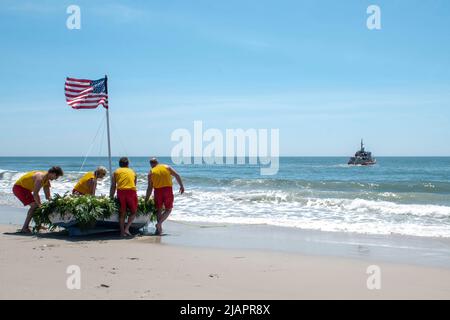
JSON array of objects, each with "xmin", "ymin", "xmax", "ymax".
[
  {"xmin": 65, "ymin": 86, "xmax": 93, "ymax": 93},
  {"xmin": 68, "ymin": 98, "xmax": 108, "ymax": 104},
  {"xmin": 68, "ymin": 101, "xmax": 109, "ymax": 107},
  {"xmin": 67, "ymin": 96, "xmax": 109, "ymax": 103},
  {"xmin": 65, "ymin": 92, "xmax": 107, "ymax": 99},
  {"xmin": 65, "ymin": 82, "xmax": 91, "ymax": 88},
  {"xmin": 66, "ymin": 78, "xmax": 91, "ymax": 83},
  {"xmin": 67, "ymin": 98, "xmax": 108, "ymax": 105},
  {"xmin": 71, "ymin": 105, "xmax": 108, "ymax": 109},
  {"xmin": 71, "ymin": 105, "xmax": 108, "ymax": 110},
  {"xmin": 65, "ymin": 92, "xmax": 106, "ymax": 97}
]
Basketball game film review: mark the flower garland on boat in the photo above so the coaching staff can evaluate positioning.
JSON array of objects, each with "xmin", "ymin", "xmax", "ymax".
[{"xmin": 33, "ymin": 193, "xmax": 157, "ymax": 230}]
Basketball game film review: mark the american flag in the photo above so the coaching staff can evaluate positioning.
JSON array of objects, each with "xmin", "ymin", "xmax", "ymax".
[{"xmin": 65, "ymin": 77, "xmax": 108, "ymax": 109}]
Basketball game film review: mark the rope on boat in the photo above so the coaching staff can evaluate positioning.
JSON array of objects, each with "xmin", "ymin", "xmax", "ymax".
[
  {"xmin": 109, "ymin": 115, "xmax": 129, "ymax": 158},
  {"xmin": 76, "ymin": 111, "xmax": 129, "ymax": 176},
  {"xmin": 78, "ymin": 113, "xmax": 107, "ymax": 173},
  {"xmin": 98, "ymin": 117, "xmax": 107, "ymax": 158}
]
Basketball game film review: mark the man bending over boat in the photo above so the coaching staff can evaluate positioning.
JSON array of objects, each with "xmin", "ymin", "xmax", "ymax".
[
  {"xmin": 72, "ymin": 166, "xmax": 107, "ymax": 196},
  {"xmin": 110, "ymin": 157, "xmax": 138, "ymax": 237},
  {"xmin": 12, "ymin": 167, "xmax": 64, "ymax": 233},
  {"xmin": 145, "ymin": 158, "xmax": 184, "ymax": 235}
]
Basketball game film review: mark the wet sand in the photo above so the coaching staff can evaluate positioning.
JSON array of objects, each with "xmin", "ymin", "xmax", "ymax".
[{"xmin": 1, "ymin": 206, "xmax": 450, "ymax": 299}]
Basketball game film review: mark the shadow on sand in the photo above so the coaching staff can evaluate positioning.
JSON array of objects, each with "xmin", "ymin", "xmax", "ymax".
[{"xmin": 2, "ymin": 228, "xmax": 165, "ymax": 242}]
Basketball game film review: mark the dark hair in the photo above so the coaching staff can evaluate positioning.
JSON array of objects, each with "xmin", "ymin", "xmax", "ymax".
[
  {"xmin": 149, "ymin": 157, "xmax": 158, "ymax": 165},
  {"xmin": 48, "ymin": 166, "xmax": 63, "ymax": 177},
  {"xmin": 119, "ymin": 157, "xmax": 129, "ymax": 168}
]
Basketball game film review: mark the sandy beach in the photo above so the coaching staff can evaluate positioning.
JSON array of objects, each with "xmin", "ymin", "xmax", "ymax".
[{"xmin": 1, "ymin": 206, "xmax": 450, "ymax": 300}]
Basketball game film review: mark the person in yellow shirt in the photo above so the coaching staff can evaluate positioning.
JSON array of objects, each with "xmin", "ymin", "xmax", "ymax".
[
  {"xmin": 72, "ymin": 167, "xmax": 107, "ymax": 196},
  {"xmin": 145, "ymin": 157, "xmax": 184, "ymax": 235},
  {"xmin": 110, "ymin": 157, "xmax": 138, "ymax": 237},
  {"xmin": 12, "ymin": 166, "xmax": 64, "ymax": 233}
]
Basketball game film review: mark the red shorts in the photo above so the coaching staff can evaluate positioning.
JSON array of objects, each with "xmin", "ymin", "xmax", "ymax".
[
  {"xmin": 13, "ymin": 184, "xmax": 35, "ymax": 206},
  {"xmin": 154, "ymin": 187, "xmax": 174, "ymax": 210},
  {"xmin": 117, "ymin": 189, "xmax": 138, "ymax": 214}
]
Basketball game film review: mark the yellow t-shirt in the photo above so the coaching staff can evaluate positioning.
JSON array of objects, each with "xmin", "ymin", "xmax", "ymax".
[
  {"xmin": 114, "ymin": 167, "xmax": 137, "ymax": 190},
  {"xmin": 151, "ymin": 164, "xmax": 173, "ymax": 189},
  {"xmin": 74, "ymin": 172, "xmax": 95, "ymax": 195},
  {"xmin": 15, "ymin": 171, "xmax": 50, "ymax": 191}
]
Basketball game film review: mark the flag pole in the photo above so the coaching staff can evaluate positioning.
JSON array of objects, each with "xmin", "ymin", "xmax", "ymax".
[{"xmin": 104, "ymin": 75, "xmax": 113, "ymax": 185}]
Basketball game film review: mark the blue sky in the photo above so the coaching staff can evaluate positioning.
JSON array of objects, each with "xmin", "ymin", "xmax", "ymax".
[{"xmin": 0, "ymin": 0, "xmax": 449, "ymax": 156}]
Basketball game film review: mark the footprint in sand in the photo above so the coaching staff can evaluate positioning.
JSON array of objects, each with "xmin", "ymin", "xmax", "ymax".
[{"xmin": 139, "ymin": 290, "xmax": 152, "ymax": 299}]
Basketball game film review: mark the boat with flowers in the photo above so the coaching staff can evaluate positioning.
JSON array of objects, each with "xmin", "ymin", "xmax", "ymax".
[{"xmin": 34, "ymin": 194, "xmax": 156, "ymax": 236}]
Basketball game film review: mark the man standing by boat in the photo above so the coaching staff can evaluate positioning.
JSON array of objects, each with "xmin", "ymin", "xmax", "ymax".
[
  {"xmin": 145, "ymin": 158, "xmax": 184, "ymax": 235},
  {"xmin": 72, "ymin": 166, "xmax": 107, "ymax": 196},
  {"xmin": 110, "ymin": 157, "xmax": 138, "ymax": 237},
  {"xmin": 12, "ymin": 167, "xmax": 64, "ymax": 233}
]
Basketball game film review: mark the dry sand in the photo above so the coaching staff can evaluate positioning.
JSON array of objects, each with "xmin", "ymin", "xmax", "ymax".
[{"xmin": 1, "ymin": 224, "xmax": 450, "ymax": 299}]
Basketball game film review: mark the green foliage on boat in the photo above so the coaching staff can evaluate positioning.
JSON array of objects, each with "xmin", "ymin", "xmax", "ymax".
[{"xmin": 33, "ymin": 193, "xmax": 157, "ymax": 230}]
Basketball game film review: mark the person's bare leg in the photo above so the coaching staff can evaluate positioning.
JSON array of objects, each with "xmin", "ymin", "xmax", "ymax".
[
  {"xmin": 124, "ymin": 211, "xmax": 137, "ymax": 236},
  {"xmin": 21, "ymin": 202, "xmax": 37, "ymax": 233},
  {"xmin": 119, "ymin": 210, "xmax": 126, "ymax": 237},
  {"xmin": 156, "ymin": 208, "xmax": 172, "ymax": 234},
  {"xmin": 155, "ymin": 208, "xmax": 164, "ymax": 235}
]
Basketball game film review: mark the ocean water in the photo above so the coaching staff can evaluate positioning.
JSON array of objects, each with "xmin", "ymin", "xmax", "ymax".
[{"xmin": 1, "ymin": 157, "xmax": 450, "ymax": 238}]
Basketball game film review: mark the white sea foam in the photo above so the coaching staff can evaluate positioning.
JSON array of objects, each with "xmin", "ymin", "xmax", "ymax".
[{"xmin": 171, "ymin": 190, "xmax": 450, "ymax": 238}]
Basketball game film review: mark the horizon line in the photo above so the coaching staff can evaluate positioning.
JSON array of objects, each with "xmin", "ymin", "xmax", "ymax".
[{"xmin": 1, "ymin": 155, "xmax": 450, "ymax": 158}]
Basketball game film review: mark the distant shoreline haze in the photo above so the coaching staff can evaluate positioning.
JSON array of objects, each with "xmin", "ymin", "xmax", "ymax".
[{"xmin": 1, "ymin": 156, "xmax": 450, "ymax": 158}]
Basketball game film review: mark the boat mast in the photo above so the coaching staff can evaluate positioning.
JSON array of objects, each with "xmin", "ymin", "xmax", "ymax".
[
  {"xmin": 104, "ymin": 75, "xmax": 113, "ymax": 185},
  {"xmin": 361, "ymin": 138, "xmax": 364, "ymax": 151}
]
